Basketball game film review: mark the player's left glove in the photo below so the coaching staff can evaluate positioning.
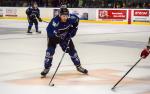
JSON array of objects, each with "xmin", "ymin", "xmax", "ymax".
[
  {"xmin": 140, "ymin": 48, "xmax": 150, "ymax": 59},
  {"xmin": 38, "ymin": 18, "xmax": 42, "ymax": 22},
  {"xmin": 63, "ymin": 32, "xmax": 71, "ymax": 41}
]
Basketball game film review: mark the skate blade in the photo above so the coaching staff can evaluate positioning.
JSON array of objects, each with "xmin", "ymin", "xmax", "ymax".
[
  {"xmin": 26, "ymin": 33, "xmax": 33, "ymax": 35},
  {"xmin": 36, "ymin": 33, "xmax": 41, "ymax": 34},
  {"xmin": 36, "ymin": 31, "xmax": 42, "ymax": 34},
  {"xmin": 41, "ymin": 75, "xmax": 46, "ymax": 78}
]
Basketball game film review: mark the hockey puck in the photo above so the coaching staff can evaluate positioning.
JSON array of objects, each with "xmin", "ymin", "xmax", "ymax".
[{"xmin": 51, "ymin": 84, "xmax": 55, "ymax": 86}]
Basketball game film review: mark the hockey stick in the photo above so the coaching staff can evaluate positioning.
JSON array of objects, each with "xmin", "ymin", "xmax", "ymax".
[
  {"xmin": 111, "ymin": 57, "xmax": 143, "ymax": 90},
  {"xmin": 49, "ymin": 39, "xmax": 71, "ymax": 86},
  {"xmin": 42, "ymin": 20, "xmax": 49, "ymax": 23}
]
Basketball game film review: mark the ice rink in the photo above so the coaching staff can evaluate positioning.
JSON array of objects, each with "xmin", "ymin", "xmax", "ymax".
[{"xmin": 0, "ymin": 19, "xmax": 150, "ymax": 94}]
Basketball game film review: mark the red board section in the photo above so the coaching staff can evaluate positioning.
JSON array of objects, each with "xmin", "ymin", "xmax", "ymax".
[
  {"xmin": 134, "ymin": 10, "xmax": 149, "ymax": 17},
  {"xmin": 98, "ymin": 10, "xmax": 127, "ymax": 20}
]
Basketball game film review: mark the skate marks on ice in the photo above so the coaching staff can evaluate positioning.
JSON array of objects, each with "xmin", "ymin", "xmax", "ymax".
[
  {"xmin": 83, "ymin": 40, "xmax": 147, "ymax": 49},
  {"xmin": 5, "ymin": 69, "xmax": 150, "ymax": 86},
  {"xmin": 0, "ymin": 27, "xmax": 27, "ymax": 34}
]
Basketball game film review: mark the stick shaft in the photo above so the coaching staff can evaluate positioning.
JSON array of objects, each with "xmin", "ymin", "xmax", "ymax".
[
  {"xmin": 49, "ymin": 52, "xmax": 66, "ymax": 85},
  {"xmin": 112, "ymin": 57, "xmax": 142, "ymax": 89},
  {"xmin": 49, "ymin": 40, "xmax": 70, "ymax": 85},
  {"xmin": 42, "ymin": 21, "xmax": 49, "ymax": 23}
]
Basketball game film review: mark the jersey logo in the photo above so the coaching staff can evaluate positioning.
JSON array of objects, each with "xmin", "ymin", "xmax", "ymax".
[
  {"xmin": 70, "ymin": 16, "xmax": 76, "ymax": 19},
  {"xmin": 52, "ymin": 21, "xmax": 59, "ymax": 27}
]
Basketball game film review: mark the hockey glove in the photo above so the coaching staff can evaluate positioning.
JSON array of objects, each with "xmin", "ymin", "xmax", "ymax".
[
  {"xmin": 38, "ymin": 18, "xmax": 42, "ymax": 22},
  {"xmin": 63, "ymin": 32, "xmax": 71, "ymax": 41},
  {"xmin": 140, "ymin": 48, "xmax": 150, "ymax": 59},
  {"xmin": 29, "ymin": 14, "xmax": 36, "ymax": 19}
]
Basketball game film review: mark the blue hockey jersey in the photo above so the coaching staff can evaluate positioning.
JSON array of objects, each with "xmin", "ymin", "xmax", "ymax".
[
  {"xmin": 26, "ymin": 7, "xmax": 40, "ymax": 20},
  {"xmin": 46, "ymin": 14, "xmax": 79, "ymax": 38}
]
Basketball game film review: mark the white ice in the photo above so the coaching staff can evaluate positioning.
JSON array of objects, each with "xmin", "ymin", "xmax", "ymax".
[{"xmin": 0, "ymin": 19, "xmax": 150, "ymax": 94}]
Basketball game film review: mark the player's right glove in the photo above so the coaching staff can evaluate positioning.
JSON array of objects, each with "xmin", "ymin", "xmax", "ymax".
[{"xmin": 140, "ymin": 48, "xmax": 150, "ymax": 59}]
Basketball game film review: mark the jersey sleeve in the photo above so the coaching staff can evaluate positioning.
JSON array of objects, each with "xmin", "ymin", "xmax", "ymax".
[
  {"xmin": 69, "ymin": 15, "xmax": 79, "ymax": 37},
  {"xmin": 26, "ymin": 8, "xmax": 30, "ymax": 16},
  {"xmin": 36, "ymin": 8, "xmax": 41, "ymax": 19},
  {"xmin": 46, "ymin": 18, "xmax": 58, "ymax": 37},
  {"xmin": 72, "ymin": 15, "xmax": 79, "ymax": 28}
]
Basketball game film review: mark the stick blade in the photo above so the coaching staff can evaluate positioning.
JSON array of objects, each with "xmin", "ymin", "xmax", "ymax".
[{"xmin": 111, "ymin": 87, "xmax": 117, "ymax": 92}]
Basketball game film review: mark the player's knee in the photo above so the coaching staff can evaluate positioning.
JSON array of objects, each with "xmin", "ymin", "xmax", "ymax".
[
  {"xmin": 69, "ymin": 50, "xmax": 78, "ymax": 58},
  {"xmin": 61, "ymin": 45, "xmax": 70, "ymax": 53},
  {"xmin": 34, "ymin": 21, "xmax": 38, "ymax": 25},
  {"xmin": 35, "ymin": 23, "xmax": 38, "ymax": 26},
  {"xmin": 46, "ymin": 48, "xmax": 55, "ymax": 58},
  {"xmin": 35, "ymin": 24, "xmax": 38, "ymax": 27},
  {"xmin": 35, "ymin": 25, "xmax": 38, "ymax": 30}
]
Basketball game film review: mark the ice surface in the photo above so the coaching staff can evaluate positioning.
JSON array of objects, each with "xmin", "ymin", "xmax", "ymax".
[{"xmin": 0, "ymin": 19, "xmax": 150, "ymax": 94}]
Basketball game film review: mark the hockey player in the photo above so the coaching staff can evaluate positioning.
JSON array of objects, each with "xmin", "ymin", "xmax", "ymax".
[
  {"xmin": 141, "ymin": 37, "xmax": 150, "ymax": 59},
  {"xmin": 26, "ymin": 2, "xmax": 42, "ymax": 34},
  {"xmin": 41, "ymin": 7, "xmax": 88, "ymax": 77}
]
